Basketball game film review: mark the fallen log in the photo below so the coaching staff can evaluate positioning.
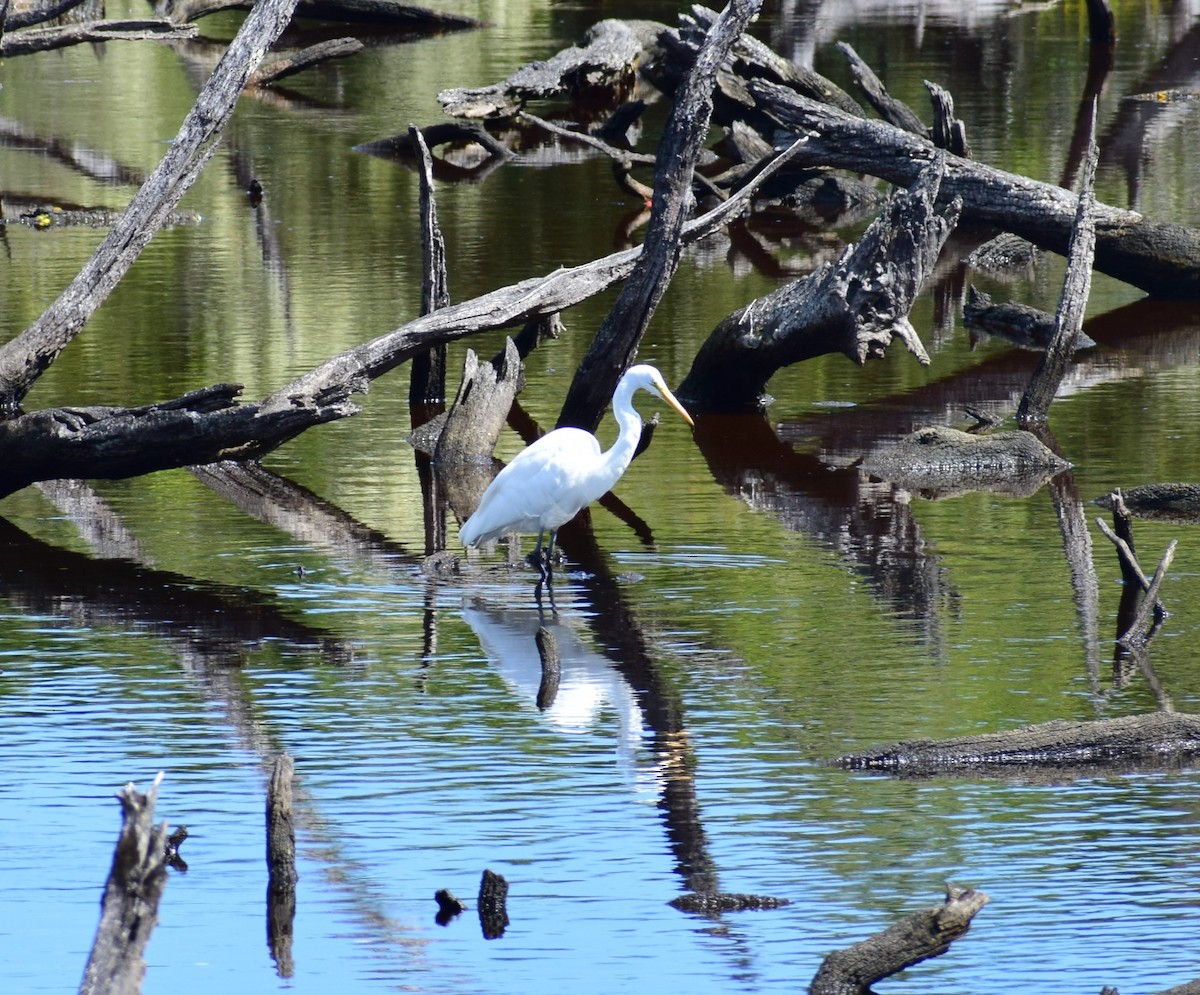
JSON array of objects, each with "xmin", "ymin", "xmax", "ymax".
[
  {"xmin": 248, "ymin": 38, "xmax": 364, "ymax": 87},
  {"xmin": 0, "ymin": 17, "xmax": 196, "ymax": 56},
  {"xmin": 79, "ymin": 774, "xmax": 172, "ymax": 995},
  {"xmin": 963, "ymin": 286, "xmax": 1097, "ymax": 352},
  {"xmin": 752, "ymin": 81, "xmax": 1200, "ymax": 298},
  {"xmin": 810, "ymin": 886, "xmax": 987, "ymax": 995},
  {"xmin": 159, "ymin": 0, "xmax": 480, "ymax": 28},
  {"xmin": 1095, "ymin": 482, "xmax": 1200, "ymax": 524},
  {"xmin": 837, "ymin": 711, "xmax": 1200, "ymax": 775}
]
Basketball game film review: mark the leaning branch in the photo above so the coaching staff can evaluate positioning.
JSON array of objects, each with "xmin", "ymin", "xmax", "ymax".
[
  {"xmin": 810, "ymin": 886, "xmax": 988, "ymax": 995},
  {"xmin": 0, "ymin": 0, "xmax": 302, "ymax": 411}
]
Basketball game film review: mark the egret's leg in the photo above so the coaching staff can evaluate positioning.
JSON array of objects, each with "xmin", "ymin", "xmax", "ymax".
[
  {"xmin": 545, "ymin": 530, "xmax": 559, "ymax": 571},
  {"xmin": 528, "ymin": 528, "xmax": 549, "ymax": 577}
]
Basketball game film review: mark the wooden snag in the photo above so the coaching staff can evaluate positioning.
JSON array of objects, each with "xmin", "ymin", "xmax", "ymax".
[
  {"xmin": 409, "ymin": 123, "xmax": 450, "ymax": 409},
  {"xmin": 1017, "ymin": 99, "xmax": 1098, "ymax": 425},
  {"xmin": 809, "ymin": 886, "xmax": 988, "ymax": 995},
  {"xmin": 79, "ymin": 773, "xmax": 171, "ymax": 995},
  {"xmin": 535, "ymin": 625, "xmax": 561, "ymax": 710},
  {"xmin": 477, "ymin": 869, "xmax": 510, "ymax": 940},
  {"xmin": 266, "ymin": 753, "xmax": 298, "ymax": 979}
]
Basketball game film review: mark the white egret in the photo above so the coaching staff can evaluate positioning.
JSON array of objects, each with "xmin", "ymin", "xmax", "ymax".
[{"xmin": 459, "ymin": 364, "xmax": 694, "ymax": 575}]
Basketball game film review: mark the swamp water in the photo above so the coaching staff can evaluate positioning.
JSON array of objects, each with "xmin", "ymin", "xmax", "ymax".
[{"xmin": 4, "ymin": 1, "xmax": 1200, "ymax": 992}]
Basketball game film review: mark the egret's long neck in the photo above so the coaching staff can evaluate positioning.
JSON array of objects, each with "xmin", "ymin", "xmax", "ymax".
[{"xmin": 599, "ymin": 378, "xmax": 644, "ymax": 488}]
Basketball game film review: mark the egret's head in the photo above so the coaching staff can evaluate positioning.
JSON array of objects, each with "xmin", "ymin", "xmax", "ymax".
[{"xmin": 626, "ymin": 364, "xmax": 695, "ymax": 427}]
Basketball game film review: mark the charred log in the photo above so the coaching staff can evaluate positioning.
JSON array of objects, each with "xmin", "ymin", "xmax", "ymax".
[{"xmin": 438, "ymin": 18, "xmax": 643, "ymax": 120}]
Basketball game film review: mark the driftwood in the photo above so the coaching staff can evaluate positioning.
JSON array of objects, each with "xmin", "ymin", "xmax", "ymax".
[
  {"xmin": 1017, "ymin": 102, "xmax": 1098, "ymax": 425},
  {"xmin": 1095, "ymin": 483, "xmax": 1200, "ymax": 524},
  {"xmin": 963, "ymin": 286, "xmax": 1097, "ymax": 352},
  {"xmin": 835, "ymin": 41, "xmax": 927, "ymax": 136},
  {"xmin": 678, "ymin": 154, "xmax": 956, "ymax": 412},
  {"xmin": 79, "ymin": 775, "xmax": 171, "ymax": 995},
  {"xmin": 837, "ymin": 711, "xmax": 1200, "ymax": 776},
  {"xmin": 266, "ymin": 754, "xmax": 298, "ymax": 978},
  {"xmin": 477, "ymin": 869, "xmax": 509, "ymax": 940},
  {"xmin": 860, "ymin": 426, "xmax": 1068, "ymax": 498},
  {"xmin": 438, "ymin": 18, "xmax": 642, "ymax": 120},
  {"xmin": 753, "ymin": 81, "xmax": 1200, "ymax": 298},
  {"xmin": 810, "ymin": 886, "xmax": 988, "ymax": 995},
  {"xmin": 556, "ymin": 0, "xmax": 763, "ymax": 433}
]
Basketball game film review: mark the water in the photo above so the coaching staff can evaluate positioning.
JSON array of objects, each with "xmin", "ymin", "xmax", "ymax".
[{"xmin": 4, "ymin": 1, "xmax": 1200, "ymax": 992}]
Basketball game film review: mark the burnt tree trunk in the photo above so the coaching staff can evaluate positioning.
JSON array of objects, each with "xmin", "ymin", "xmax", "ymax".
[
  {"xmin": 79, "ymin": 775, "xmax": 172, "ymax": 995},
  {"xmin": 678, "ymin": 153, "xmax": 958, "ymax": 412}
]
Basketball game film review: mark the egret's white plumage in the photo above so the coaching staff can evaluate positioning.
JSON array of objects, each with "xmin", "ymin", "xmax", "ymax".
[{"xmin": 459, "ymin": 364, "xmax": 694, "ymax": 570}]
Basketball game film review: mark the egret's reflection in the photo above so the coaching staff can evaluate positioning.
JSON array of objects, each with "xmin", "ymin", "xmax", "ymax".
[{"xmin": 461, "ymin": 597, "xmax": 645, "ymax": 768}]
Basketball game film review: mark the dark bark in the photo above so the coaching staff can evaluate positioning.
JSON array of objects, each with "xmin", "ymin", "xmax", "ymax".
[
  {"xmin": 678, "ymin": 154, "xmax": 957, "ymax": 413},
  {"xmin": 837, "ymin": 711, "xmax": 1200, "ymax": 775},
  {"xmin": 477, "ymin": 870, "xmax": 509, "ymax": 940},
  {"xmin": 0, "ymin": 0, "xmax": 301, "ymax": 410},
  {"xmin": 79, "ymin": 776, "xmax": 171, "ymax": 995},
  {"xmin": 0, "ymin": 384, "xmax": 355, "ymax": 499},
  {"xmin": 836, "ymin": 41, "xmax": 927, "ymax": 136},
  {"xmin": 752, "ymin": 81, "xmax": 1200, "ymax": 298},
  {"xmin": 438, "ymin": 18, "xmax": 643, "ymax": 120},
  {"xmin": 409, "ymin": 125, "xmax": 449, "ymax": 407},
  {"xmin": 1018, "ymin": 101, "xmax": 1098, "ymax": 425},
  {"xmin": 266, "ymin": 753, "xmax": 297, "ymax": 979},
  {"xmin": 924, "ymin": 79, "xmax": 970, "ymax": 157},
  {"xmin": 557, "ymin": 0, "xmax": 764, "ymax": 434},
  {"xmin": 160, "ymin": 0, "xmax": 480, "ymax": 28},
  {"xmin": 810, "ymin": 886, "xmax": 988, "ymax": 995},
  {"xmin": 3, "ymin": 0, "xmax": 91, "ymax": 30},
  {"xmin": 434, "ymin": 340, "xmax": 521, "ymax": 467}
]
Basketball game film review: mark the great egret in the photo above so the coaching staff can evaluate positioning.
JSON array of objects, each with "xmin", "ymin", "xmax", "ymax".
[{"xmin": 459, "ymin": 364, "xmax": 694, "ymax": 576}]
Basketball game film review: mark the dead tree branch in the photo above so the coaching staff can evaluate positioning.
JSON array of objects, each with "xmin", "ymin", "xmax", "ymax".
[
  {"xmin": 556, "ymin": 0, "xmax": 764, "ymax": 433},
  {"xmin": 810, "ymin": 886, "xmax": 988, "ymax": 995},
  {"xmin": 1018, "ymin": 100, "xmax": 1098, "ymax": 425},
  {"xmin": 0, "ymin": 0, "xmax": 302, "ymax": 411},
  {"xmin": 79, "ymin": 774, "xmax": 172, "ymax": 995}
]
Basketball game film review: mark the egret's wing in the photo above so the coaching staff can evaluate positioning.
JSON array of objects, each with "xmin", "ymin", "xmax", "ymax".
[{"xmin": 460, "ymin": 429, "xmax": 602, "ymax": 546}]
